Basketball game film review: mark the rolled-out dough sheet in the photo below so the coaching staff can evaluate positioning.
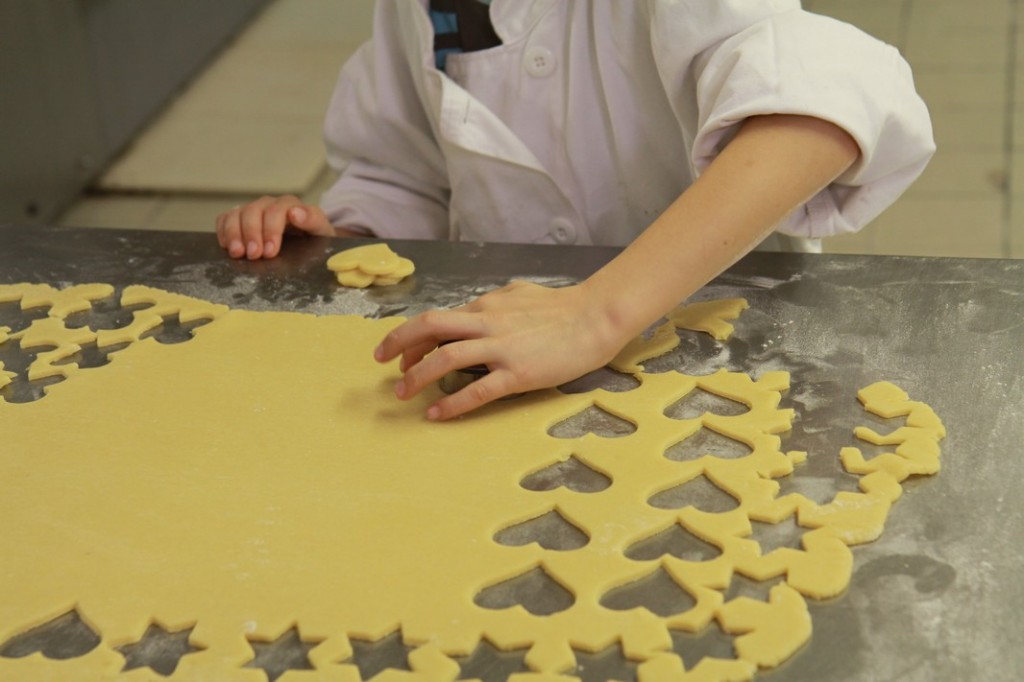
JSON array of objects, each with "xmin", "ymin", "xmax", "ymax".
[{"xmin": 0, "ymin": 284, "xmax": 944, "ymax": 681}]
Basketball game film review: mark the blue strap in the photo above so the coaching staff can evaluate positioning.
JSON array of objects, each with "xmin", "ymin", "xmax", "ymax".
[{"xmin": 429, "ymin": 0, "xmax": 499, "ymax": 71}]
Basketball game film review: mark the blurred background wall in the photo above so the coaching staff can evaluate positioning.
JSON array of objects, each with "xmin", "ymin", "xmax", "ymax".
[{"xmin": 1, "ymin": 0, "xmax": 1019, "ymax": 259}]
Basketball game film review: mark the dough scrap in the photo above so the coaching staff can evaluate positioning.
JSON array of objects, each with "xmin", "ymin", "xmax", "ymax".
[
  {"xmin": 0, "ymin": 283, "xmax": 944, "ymax": 681},
  {"xmin": 0, "ymin": 282, "xmax": 114, "ymax": 318},
  {"xmin": 0, "ymin": 283, "xmax": 115, "ymax": 382},
  {"xmin": 94, "ymin": 285, "xmax": 227, "ymax": 347},
  {"xmin": 610, "ymin": 321, "xmax": 680, "ymax": 374},
  {"xmin": 327, "ymin": 243, "xmax": 415, "ymax": 288},
  {"xmin": 669, "ymin": 298, "xmax": 750, "ymax": 342},
  {"xmin": 18, "ymin": 316, "xmax": 99, "ymax": 381},
  {"xmin": 610, "ymin": 298, "xmax": 750, "ymax": 375}
]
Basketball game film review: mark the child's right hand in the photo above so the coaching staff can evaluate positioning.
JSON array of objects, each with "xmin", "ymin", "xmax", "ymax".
[{"xmin": 215, "ymin": 195, "xmax": 335, "ymax": 259}]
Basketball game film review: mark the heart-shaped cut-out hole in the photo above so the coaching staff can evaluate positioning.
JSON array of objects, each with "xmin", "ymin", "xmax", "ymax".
[
  {"xmin": 520, "ymin": 455, "xmax": 611, "ymax": 493},
  {"xmin": 600, "ymin": 566, "xmax": 696, "ymax": 617},
  {"xmin": 548, "ymin": 405, "xmax": 636, "ymax": 439},
  {"xmin": 475, "ymin": 566, "xmax": 575, "ymax": 616},
  {"xmin": 494, "ymin": 509, "xmax": 589, "ymax": 551},
  {"xmin": 647, "ymin": 474, "xmax": 739, "ymax": 513},
  {"xmin": 664, "ymin": 427, "xmax": 751, "ymax": 462},
  {"xmin": 142, "ymin": 314, "xmax": 214, "ymax": 344},
  {"xmin": 63, "ymin": 297, "xmax": 151, "ymax": 332},
  {"xmin": 664, "ymin": 388, "xmax": 749, "ymax": 420},
  {"xmin": 625, "ymin": 523, "xmax": 720, "ymax": 562},
  {"xmin": 0, "ymin": 610, "xmax": 100, "ymax": 660}
]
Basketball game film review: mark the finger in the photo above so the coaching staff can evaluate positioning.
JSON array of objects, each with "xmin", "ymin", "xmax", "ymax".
[
  {"xmin": 308, "ymin": 205, "xmax": 333, "ymax": 233},
  {"xmin": 238, "ymin": 196, "xmax": 275, "ymax": 260},
  {"xmin": 215, "ymin": 211, "xmax": 228, "ymax": 248},
  {"xmin": 399, "ymin": 340, "xmax": 441, "ymax": 372},
  {"xmin": 288, "ymin": 204, "xmax": 333, "ymax": 236},
  {"xmin": 426, "ymin": 370, "xmax": 516, "ymax": 420},
  {"xmin": 218, "ymin": 207, "xmax": 246, "ymax": 258},
  {"xmin": 375, "ymin": 310, "xmax": 485, "ymax": 363},
  {"xmin": 395, "ymin": 338, "xmax": 494, "ymax": 400},
  {"xmin": 261, "ymin": 196, "xmax": 302, "ymax": 258}
]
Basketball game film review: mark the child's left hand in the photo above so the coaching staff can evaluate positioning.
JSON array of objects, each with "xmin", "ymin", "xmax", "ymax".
[{"xmin": 373, "ymin": 281, "xmax": 625, "ymax": 420}]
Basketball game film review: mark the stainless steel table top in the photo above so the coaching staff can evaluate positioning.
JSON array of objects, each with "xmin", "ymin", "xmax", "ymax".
[{"xmin": 2, "ymin": 223, "xmax": 1022, "ymax": 681}]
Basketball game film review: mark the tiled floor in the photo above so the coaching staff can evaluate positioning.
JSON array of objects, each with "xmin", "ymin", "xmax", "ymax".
[{"xmin": 59, "ymin": 0, "xmax": 1023, "ymax": 259}]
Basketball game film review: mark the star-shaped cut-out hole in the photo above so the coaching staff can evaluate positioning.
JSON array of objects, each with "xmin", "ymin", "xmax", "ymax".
[
  {"xmin": 775, "ymin": 453, "xmax": 861, "ymax": 505},
  {"xmin": 244, "ymin": 628, "xmax": 319, "ymax": 682},
  {"xmin": 570, "ymin": 642, "xmax": 638, "ymax": 682},
  {"xmin": 749, "ymin": 514, "xmax": 805, "ymax": 555},
  {"xmin": 600, "ymin": 566, "xmax": 696, "ymax": 617},
  {"xmin": 669, "ymin": 623, "xmax": 737, "ymax": 670},
  {"xmin": 548, "ymin": 405, "xmax": 636, "ymax": 439},
  {"xmin": 723, "ymin": 573, "xmax": 785, "ymax": 603},
  {"xmin": 344, "ymin": 630, "xmax": 413, "ymax": 681},
  {"xmin": 519, "ymin": 455, "xmax": 611, "ymax": 493},
  {"xmin": 116, "ymin": 623, "xmax": 205, "ymax": 676},
  {"xmin": 454, "ymin": 638, "xmax": 530, "ymax": 681},
  {"xmin": 647, "ymin": 474, "xmax": 739, "ymax": 513},
  {"xmin": 664, "ymin": 388, "xmax": 749, "ymax": 420},
  {"xmin": 664, "ymin": 427, "xmax": 751, "ymax": 462},
  {"xmin": 0, "ymin": 609, "xmax": 100, "ymax": 660}
]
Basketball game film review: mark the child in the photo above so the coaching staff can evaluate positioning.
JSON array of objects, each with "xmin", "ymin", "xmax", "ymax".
[{"xmin": 215, "ymin": 0, "xmax": 934, "ymax": 420}]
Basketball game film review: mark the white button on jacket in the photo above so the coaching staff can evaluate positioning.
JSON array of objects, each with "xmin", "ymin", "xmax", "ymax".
[
  {"xmin": 523, "ymin": 46, "xmax": 556, "ymax": 78},
  {"xmin": 548, "ymin": 217, "xmax": 576, "ymax": 245},
  {"xmin": 321, "ymin": 0, "xmax": 935, "ymax": 249}
]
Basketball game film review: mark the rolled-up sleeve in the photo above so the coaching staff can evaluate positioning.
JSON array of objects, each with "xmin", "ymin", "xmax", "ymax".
[
  {"xmin": 319, "ymin": 5, "xmax": 451, "ymax": 240},
  {"xmin": 654, "ymin": 3, "xmax": 935, "ymax": 238}
]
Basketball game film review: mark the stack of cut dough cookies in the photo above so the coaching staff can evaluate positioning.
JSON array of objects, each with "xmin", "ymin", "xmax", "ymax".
[{"xmin": 327, "ymin": 244, "xmax": 416, "ymax": 288}]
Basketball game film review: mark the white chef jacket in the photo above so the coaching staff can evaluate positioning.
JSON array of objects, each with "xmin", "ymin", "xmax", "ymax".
[{"xmin": 319, "ymin": 0, "xmax": 934, "ymax": 251}]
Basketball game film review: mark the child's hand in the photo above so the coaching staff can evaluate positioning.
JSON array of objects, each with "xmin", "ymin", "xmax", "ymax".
[
  {"xmin": 373, "ymin": 281, "xmax": 626, "ymax": 420},
  {"xmin": 215, "ymin": 195, "xmax": 335, "ymax": 259}
]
